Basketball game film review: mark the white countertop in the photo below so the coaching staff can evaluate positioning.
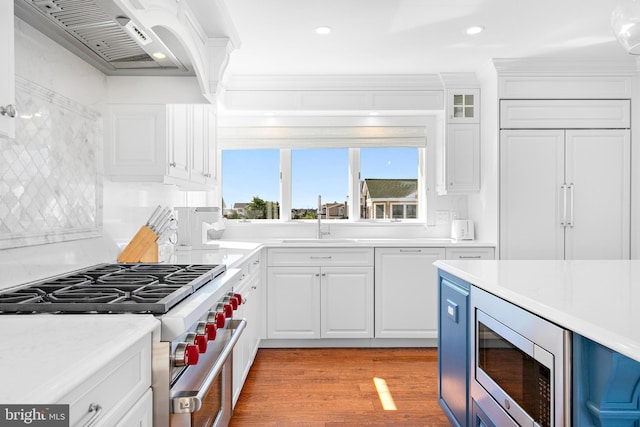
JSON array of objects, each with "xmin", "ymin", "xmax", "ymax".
[
  {"xmin": 434, "ymin": 260, "xmax": 640, "ymax": 362},
  {"xmin": 0, "ymin": 315, "xmax": 159, "ymax": 403}
]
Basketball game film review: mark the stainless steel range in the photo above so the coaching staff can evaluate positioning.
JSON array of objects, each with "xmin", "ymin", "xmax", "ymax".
[{"xmin": 0, "ymin": 263, "xmax": 246, "ymax": 427}]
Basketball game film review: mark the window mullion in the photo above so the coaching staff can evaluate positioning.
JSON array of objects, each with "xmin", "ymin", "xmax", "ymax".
[
  {"xmin": 348, "ymin": 148, "xmax": 360, "ymax": 220},
  {"xmin": 280, "ymin": 149, "xmax": 292, "ymax": 221}
]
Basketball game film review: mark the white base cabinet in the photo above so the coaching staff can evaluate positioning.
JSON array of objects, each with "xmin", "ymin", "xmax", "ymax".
[
  {"xmin": 374, "ymin": 247, "xmax": 445, "ymax": 339},
  {"xmin": 232, "ymin": 250, "xmax": 262, "ymax": 406},
  {"xmin": 266, "ymin": 248, "xmax": 374, "ymax": 340},
  {"xmin": 61, "ymin": 333, "xmax": 152, "ymax": 427}
]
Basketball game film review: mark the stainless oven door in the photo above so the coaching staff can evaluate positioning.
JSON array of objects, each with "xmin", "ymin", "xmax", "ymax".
[
  {"xmin": 475, "ymin": 309, "xmax": 554, "ymax": 427},
  {"xmin": 170, "ymin": 319, "xmax": 246, "ymax": 427}
]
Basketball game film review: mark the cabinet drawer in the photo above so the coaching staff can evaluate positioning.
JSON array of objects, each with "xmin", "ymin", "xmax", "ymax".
[
  {"xmin": 445, "ymin": 247, "xmax": 495, "ymax": 260},
  {"xmin": 500, "ymin": 99, "xmax": 630, "ymax": 129},
  {"xmin": 268, "ymin": 248, "xmax": 374, "ymax": 266},
  {"xmin": 61, "ymin": 334, "xmax": 151, "ymax": 427},
  {"xmin": 246, "ymin": 251, "xmax": 262, "ymax": 275}
]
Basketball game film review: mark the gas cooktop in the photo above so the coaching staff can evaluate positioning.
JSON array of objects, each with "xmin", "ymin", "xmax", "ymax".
[{"xmin": 0, "ymin": 263, "xmax": 226, "ymax": 314}]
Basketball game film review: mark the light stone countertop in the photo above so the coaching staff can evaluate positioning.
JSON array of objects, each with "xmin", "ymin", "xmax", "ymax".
[
  {"xmin": 0, "ymin": 315, "xmax": 159, "ymax": 403},
  {"xmin": 434, "ymin": 259, "xmax": 640, "ymax": 363}
]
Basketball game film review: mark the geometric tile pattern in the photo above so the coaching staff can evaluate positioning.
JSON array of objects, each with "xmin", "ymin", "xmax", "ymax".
[{"xmin": 0, "ymin": 77, "xmax": 102, "ymax": 248}]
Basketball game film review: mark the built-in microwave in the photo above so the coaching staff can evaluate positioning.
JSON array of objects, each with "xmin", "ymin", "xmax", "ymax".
[{"xmin": 471, "ymin": 287, "xmax": 571, "ymax": 427}]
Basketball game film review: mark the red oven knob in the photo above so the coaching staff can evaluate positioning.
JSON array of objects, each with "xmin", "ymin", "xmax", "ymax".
[
  {"xmin": 194, "ymin": 335, "xmax": 208, "ymax": 353},
  {"xmin": 213, "ymin": 311, "xmax": 226, "ymax": 328},
  {"xmin": 185, "ymin": 332, "xmax": 207, "ymax": 353},
  {"xmin": 174, "ymin": 342, "xmax": 200, "ymax": 367},
  {"xmin": 228, "ymin": 296, "xmax": 238, "ymax": 310},
  {"xmin": 205, "ymin": 323, "xmax": 217, "ymax": 340},
  {"xmin": 208, "ymin": 310, "xmax": 226, "ymax": 330},
  {"xmin": 224, "ymin": 303, "xmax": 233, "ymax": 318},
  {"xmin": 234, "ymin": 293, "xmax": 243, "ymax": 304}
]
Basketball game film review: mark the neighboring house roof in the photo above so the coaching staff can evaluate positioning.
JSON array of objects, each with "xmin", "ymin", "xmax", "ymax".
[
  {"xmin": 362, "ymin": 179, "xmax": 417, "ymax": 199},
  {"xmin": 233, "ymin": 203, "xmax": 248, "ymax": 209}
]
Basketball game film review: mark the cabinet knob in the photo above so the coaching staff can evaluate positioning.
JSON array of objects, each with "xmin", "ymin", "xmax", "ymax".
[
  {"xmin": 169, "ymin": 162, "xmax": 177, "ymax": 167},
  {"xmin": 0, "ymin": 104, "xmax": 16, "ymax": 118}
]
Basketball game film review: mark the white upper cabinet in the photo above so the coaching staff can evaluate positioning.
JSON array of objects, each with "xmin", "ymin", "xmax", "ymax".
[
  {"xmin": 447, "ymin": 88, "xmax": 480, "ymax": 123},
  {"xmin": 105, "ymin": 104, "xmax": 216, "ymax": 189},
  {"xmin": 500, "ymin": 99, "xmax": 631, "ymax": 129},
  {"xmin": 437, "ymin": 88, "xmax": 481, "ymax": 194},
  {"xmin": 0, "ymin": 1, "xmax": 16, "ymax": 139}
]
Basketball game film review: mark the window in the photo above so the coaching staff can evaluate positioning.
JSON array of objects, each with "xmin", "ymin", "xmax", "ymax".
[
  {"xmin": 221, "ymin": 146, "xmax": 422, "ymax": 221},
  {"xmin": 221, "ymin": 149, "xmax": 280, "ymax": 219},
  {"xmin": 360, "ymin": 147, "xmax": 419, "ymax": 220},
  {"xmin": 291, "ymin": 148, "xmax": 348, "ymax": 219},
  {"xmin": 391, "ymin": 203, "xmax": 417, "ymax": 219},
  {"xmin": 218, "ymin": 120, "xmax": 434, "ymax": 223}
]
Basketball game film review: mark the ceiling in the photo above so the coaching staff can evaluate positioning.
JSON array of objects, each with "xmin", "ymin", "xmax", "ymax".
[{"xmin": 222, "ymin": 0, "xmax": 633, "ymax": 77}]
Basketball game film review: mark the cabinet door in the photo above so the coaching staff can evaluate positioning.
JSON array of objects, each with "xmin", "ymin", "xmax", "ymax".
[
  {"xmin": 267, "ymin": 267, "xmax": 320, "ymax": 339},
  {"xmin": 166, "ymin": 104, "xmax": 190, "ymax": 180},
  {"xmin": 446, "ymin": 123, "xmax": 480, "ymax": 193},
  {"xmin": 448, "ymin": 89, "xmax": 480, "ymax": 123},
  {"xmin": 375, "ymin": 247, "xmax": 446, "ymax": 338},
  {"xmin": 0, "ymin": 0, "xmax": 14, "ymax": 139},
  {"xmin": 190, "ymin": 104, "xmax": 207, "ymax": 184},
  {"xmin": 113, "ymin": 388, "xmax": 152, "ymax": 427},
  {"xmin": 565, "ymin": 130, "xmax": 630, "ymax": 259},
  {"xmin": 500, "ymin": 130, "xmax": 565, "ymax": 259},
  {"xmin": 106, "ymin": 105, "xmax": 167, "ymax": 178},
  {"xmin": 321, "ymin": 266, "xmax": 374, "ymax": 338}
]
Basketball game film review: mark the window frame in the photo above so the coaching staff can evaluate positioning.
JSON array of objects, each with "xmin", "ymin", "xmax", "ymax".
[{"xmin": 216, "ymin": 115, "xmax": 438, "ymax": 225}]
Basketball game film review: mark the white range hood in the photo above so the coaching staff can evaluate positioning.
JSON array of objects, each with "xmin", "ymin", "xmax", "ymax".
[{"xmin": 15, "ymin": 0, "xmax": 240, "ymax": 101}]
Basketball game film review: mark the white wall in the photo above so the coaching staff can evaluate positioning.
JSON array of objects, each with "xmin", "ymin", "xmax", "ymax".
[
  {"xmin": 0, "ymin": 19, "xmax": 117, "ymax": 287},
  {"xmin": 467, "ymin": 61, "xmax": 499, "ymax": 244}
]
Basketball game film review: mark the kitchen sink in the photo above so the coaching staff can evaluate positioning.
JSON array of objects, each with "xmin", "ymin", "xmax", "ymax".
[{"xmin": 279, "ymin": 238, "xmax": 359, "ymax": 244}]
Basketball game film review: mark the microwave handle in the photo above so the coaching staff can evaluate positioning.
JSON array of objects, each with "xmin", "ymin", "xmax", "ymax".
[{"xmin": 171, "ymin": 319, "xmax": 247, "ymax": 414}]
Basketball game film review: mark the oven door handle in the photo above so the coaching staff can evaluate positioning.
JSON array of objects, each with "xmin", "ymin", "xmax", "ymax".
[{"xmin": 171, "ymin": 318, "xmax": 247, "ymax": 414}]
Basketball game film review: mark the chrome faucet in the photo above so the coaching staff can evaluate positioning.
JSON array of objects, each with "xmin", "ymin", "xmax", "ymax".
[{"xmin": 316, "ymin": 195, "xmax": 330, "ymax": 239}]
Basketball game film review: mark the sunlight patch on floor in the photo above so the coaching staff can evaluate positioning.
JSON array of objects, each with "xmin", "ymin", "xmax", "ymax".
[{"xmin": 373, "ymin": 377, "xmax": 397, "ymax": 410}]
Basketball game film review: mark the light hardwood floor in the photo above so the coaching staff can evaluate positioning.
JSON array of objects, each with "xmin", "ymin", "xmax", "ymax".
[{"xmin": 229, "ymin": 347, "xmax": 450, "ymax": 427}]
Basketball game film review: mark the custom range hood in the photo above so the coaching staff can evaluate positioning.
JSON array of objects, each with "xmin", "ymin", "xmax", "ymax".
[{"xmin": 15, "ymin": 0, "xmax": 194, "ymax": 75}]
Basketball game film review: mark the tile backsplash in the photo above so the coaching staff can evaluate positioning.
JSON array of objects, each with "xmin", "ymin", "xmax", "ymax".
[{"xmin": 0, "ymin": 77, "xmax": 102, "ymax": 249}]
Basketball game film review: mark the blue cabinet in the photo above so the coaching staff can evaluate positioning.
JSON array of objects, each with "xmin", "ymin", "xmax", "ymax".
[
  {"xmin": 438, "ymin": 269, "xmax": 471, "ymax": 427},
  {"xmin": 573, "ymin": 334, "xmax": 640, "ymax": 426}
]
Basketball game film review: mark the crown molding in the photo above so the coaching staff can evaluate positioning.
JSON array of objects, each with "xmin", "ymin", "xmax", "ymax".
[
  {"xmin": 223, "ymin": 74, "xmax": 444, "ymax": 91},
  {"xmin": 492, "ymin": 57, "xmax": 639, "ymax": 76}
]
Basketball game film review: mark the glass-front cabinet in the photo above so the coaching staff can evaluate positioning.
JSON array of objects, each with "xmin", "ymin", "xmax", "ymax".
[{"xmin": 447, "ymin": 89, "xmax": 480, "ymax": 123}]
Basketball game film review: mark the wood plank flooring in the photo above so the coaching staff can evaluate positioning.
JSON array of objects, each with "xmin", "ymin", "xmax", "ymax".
[{"xmin": 229, "ymin": 347, "xmax": 450, "ymax": 427}]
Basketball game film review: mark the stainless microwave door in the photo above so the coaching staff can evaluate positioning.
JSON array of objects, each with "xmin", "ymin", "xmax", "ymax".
[{"xmin": 475, "ymin": 309, "xmax": 554, "ymax": 427}]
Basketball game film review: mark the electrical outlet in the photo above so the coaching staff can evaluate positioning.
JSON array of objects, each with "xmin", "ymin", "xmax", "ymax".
[{"xmin": 436, "ymin": 211, "xmax": 450, "ymax": 225}]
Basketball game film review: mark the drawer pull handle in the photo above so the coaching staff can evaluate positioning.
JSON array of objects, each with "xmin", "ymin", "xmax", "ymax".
[
  {"xmin": 83, "ymin": 403, "xmax": 102, "ymax": 427},
  {"xmin": 400, "ymin": 249, "xmax": 422, "ymax": 253},
  {"xmin": 459, "ymin": 255, "xmax": 482, "ymax": 259},
  {"xmin": 310, "ymin": 256, "xmax": 332, "ymax": 259}
]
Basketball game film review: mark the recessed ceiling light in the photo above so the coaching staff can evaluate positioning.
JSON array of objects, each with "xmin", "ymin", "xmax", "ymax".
[
  {"xmin": 466, "ymin": 26, "xmax": 485, "ymax": 35},
  {"xmin": 315, "ymin": 26, "xmax": 332, "ymax": 35},
  {"xmin": 152, "ymin": 52, "xmax": 167, "ymax": 60}
]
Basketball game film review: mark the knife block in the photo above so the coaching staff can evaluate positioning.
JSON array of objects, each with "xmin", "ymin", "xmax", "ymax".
[{"xmin": 117, "ymin": 225, "xmax": 159, "ymax": 263}]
